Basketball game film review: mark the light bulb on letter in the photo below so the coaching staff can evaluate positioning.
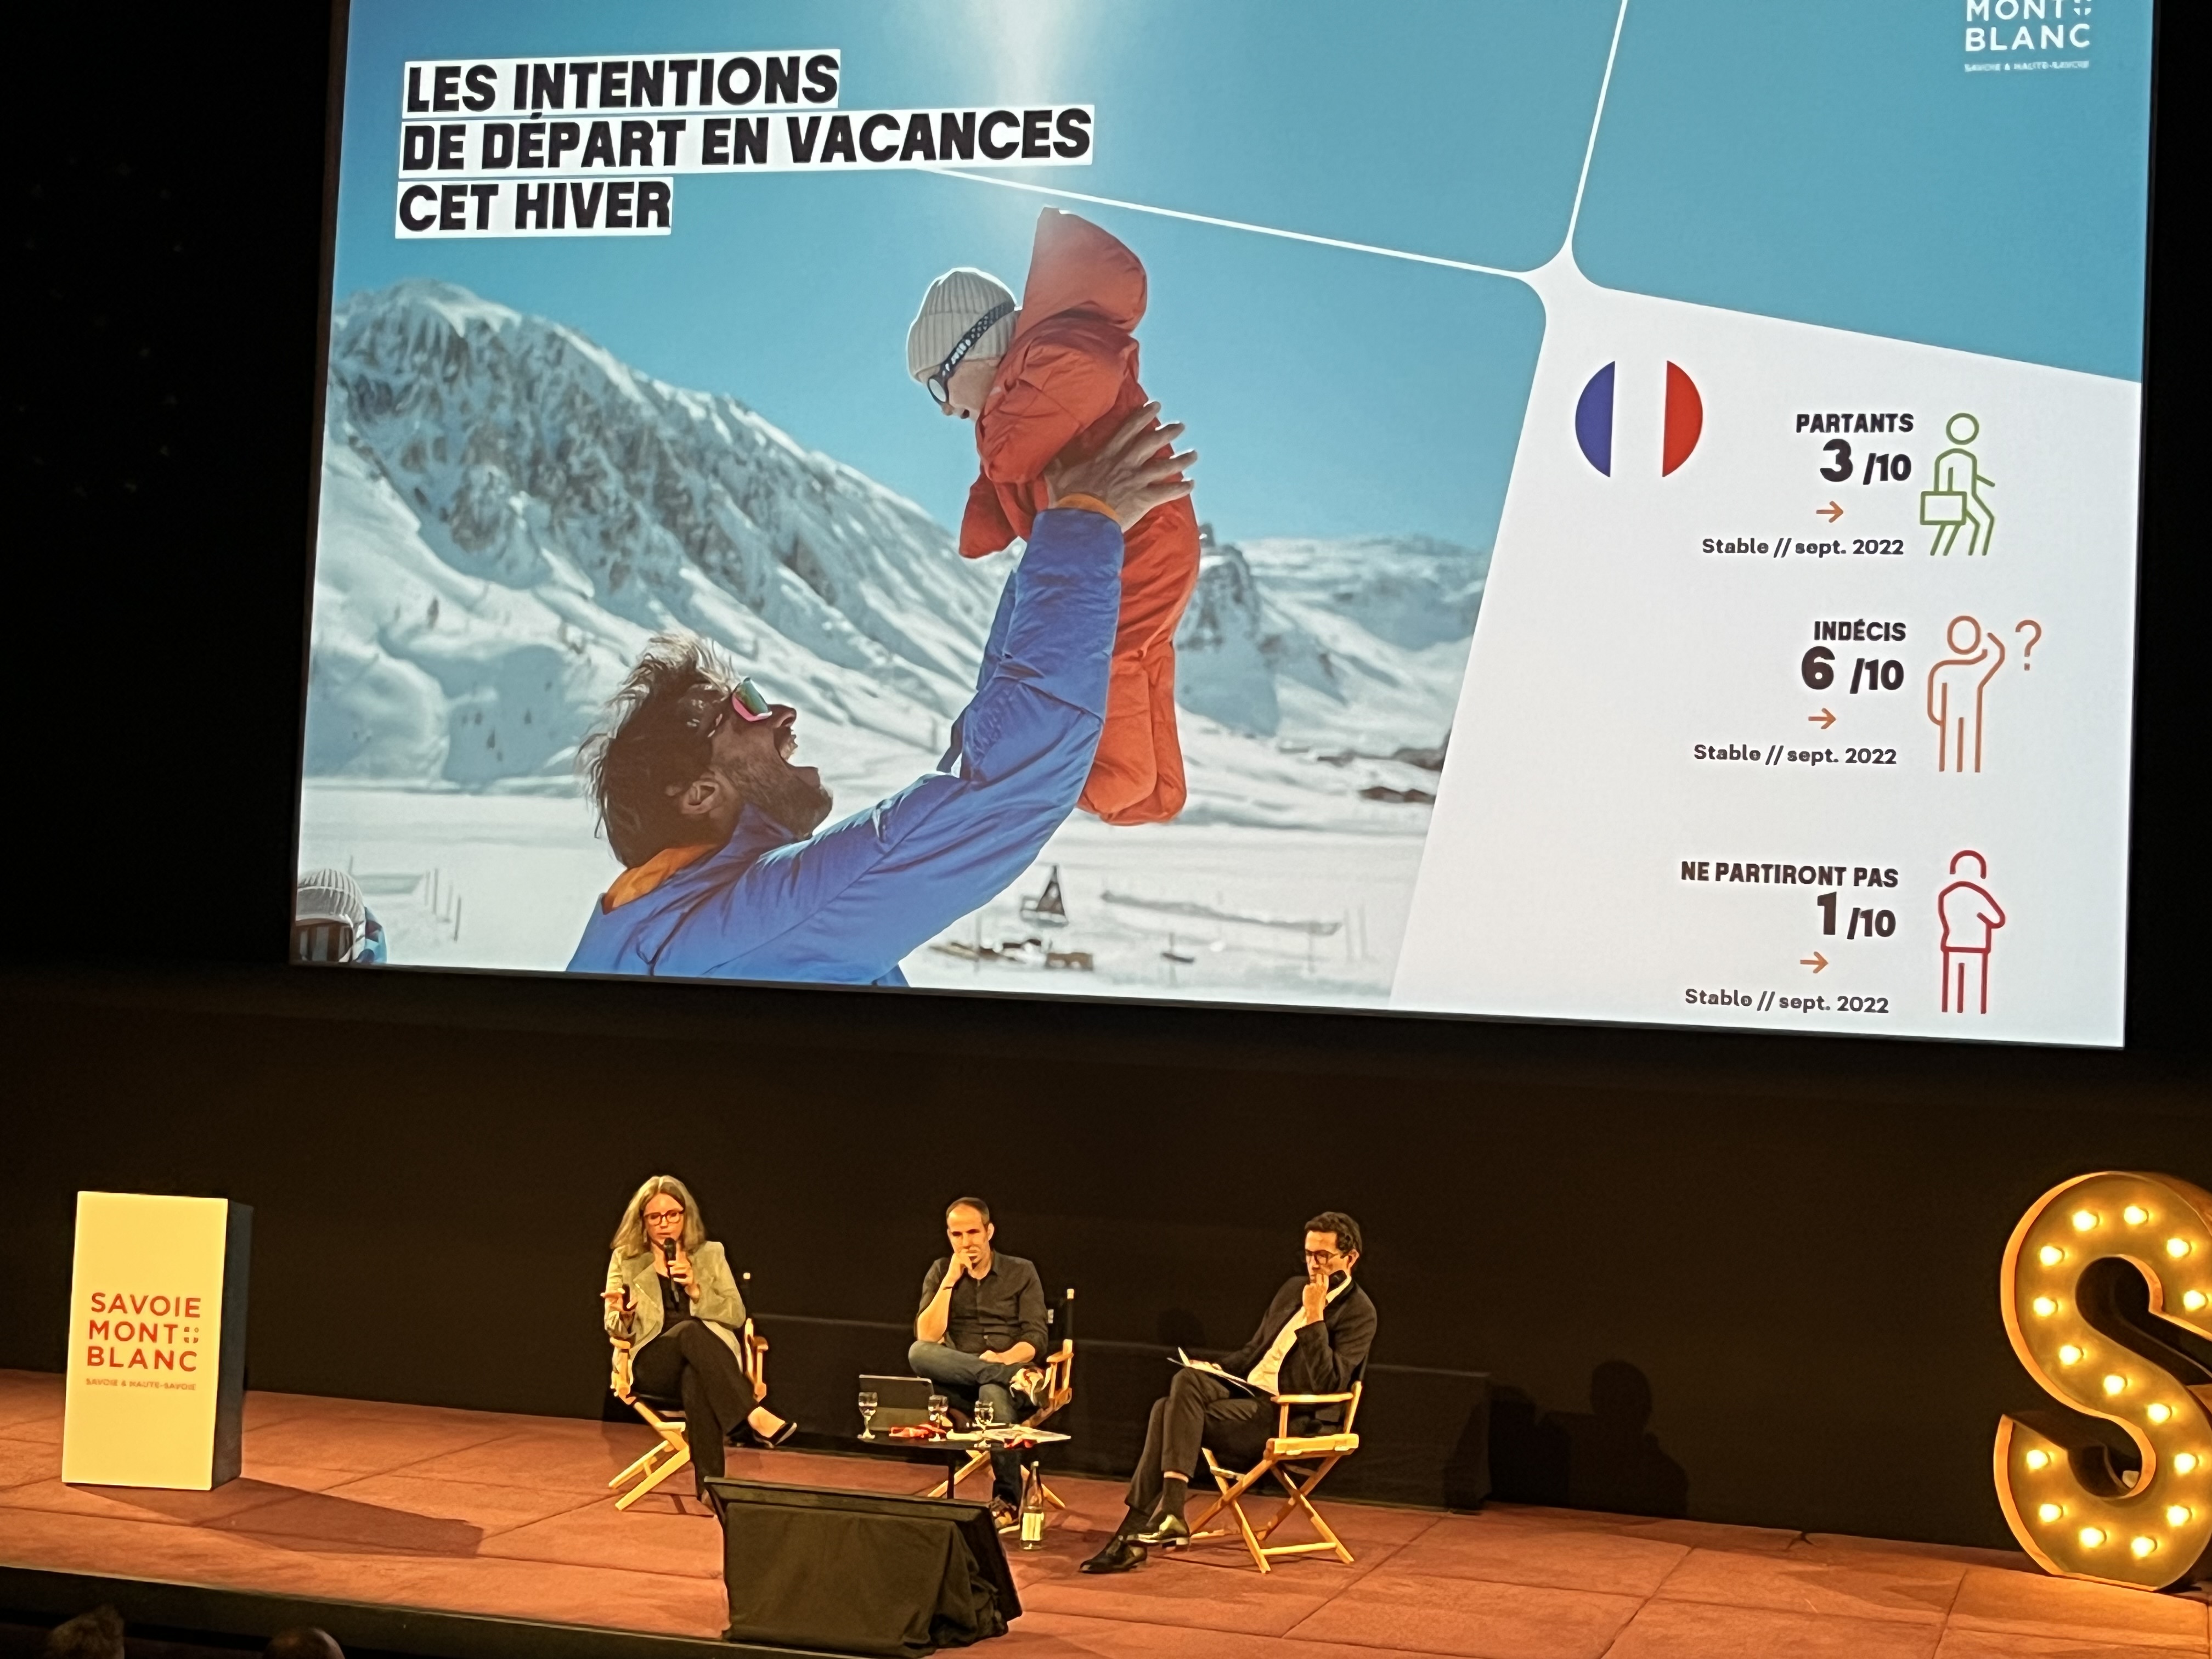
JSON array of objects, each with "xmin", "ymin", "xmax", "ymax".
[{"xmin": 1997, "ymin": 1171, "xmax": 2212, "ymax": 1590}]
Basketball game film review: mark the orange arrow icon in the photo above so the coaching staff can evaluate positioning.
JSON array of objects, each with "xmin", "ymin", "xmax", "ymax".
[
  {"xmin": 1816, "ymin": 501, "xmax": 1844, "ymax": 523},
  {"xmin": 1801, "ymin": 951, "xmax": 1829, "ymax": 972},
  {"xmin": 1808, "ymin": 708, "xmax": 1836, "ymax": 730}
]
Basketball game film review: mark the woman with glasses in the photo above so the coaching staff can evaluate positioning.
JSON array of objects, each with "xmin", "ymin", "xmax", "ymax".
[{"xmin": 602, "ymin": 1175, "xmax": 795, "ymax": 1492}]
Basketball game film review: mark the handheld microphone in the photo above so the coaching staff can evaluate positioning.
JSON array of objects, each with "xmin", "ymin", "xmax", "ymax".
[{"xmin": 661, "ymin": 1238, "xmax": 677, "ymax": 1269}]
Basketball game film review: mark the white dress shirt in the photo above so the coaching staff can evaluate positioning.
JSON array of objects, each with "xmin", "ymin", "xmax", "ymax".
[{"xmin": 1246, "ymin": 1275, "xmax": 1352, "ymax": 1393}]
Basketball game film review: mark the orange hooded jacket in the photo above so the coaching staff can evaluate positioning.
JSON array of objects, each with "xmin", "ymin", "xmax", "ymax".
[{"xmin": 960, "ymin": 208, "xmax": 1198, "ymax": 826}]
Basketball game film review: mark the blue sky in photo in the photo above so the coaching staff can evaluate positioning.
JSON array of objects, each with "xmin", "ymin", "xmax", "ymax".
[
  {"xmin": 329, "ymin": 0, "xmax": 2153, "ymax": 542},
  {"xmin": 330, "ymin": 0, "xmax": 1623, "ymax": 546},
  {"xmin": 1575, "ymin": 0, "xmax": 2152, "ymax": 380}
]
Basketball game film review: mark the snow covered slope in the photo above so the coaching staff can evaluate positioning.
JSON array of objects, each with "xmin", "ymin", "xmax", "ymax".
[
  {"xmin": 306, "ymin": 278, "xmax": 1003, "ymax": 787},
  {"xmin": 1176, "ymin": 531, "xmax": 1487, "ymax": 755}
]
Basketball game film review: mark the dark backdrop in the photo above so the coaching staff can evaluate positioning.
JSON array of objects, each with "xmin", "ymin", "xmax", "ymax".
[{"xmin": 3, "ymin": 1, "xmax": 2204, "ymax": 1553}]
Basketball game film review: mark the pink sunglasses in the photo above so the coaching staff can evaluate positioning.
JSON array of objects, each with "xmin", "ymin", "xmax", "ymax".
[{"xmin": 680, "ymin": 678, "xmax": 775, "ymax": 742}]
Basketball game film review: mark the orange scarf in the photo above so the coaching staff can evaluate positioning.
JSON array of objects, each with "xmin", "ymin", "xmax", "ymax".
[{"xmin": 602, "ymin": 844, "xmax": 715, "ymax": 911}]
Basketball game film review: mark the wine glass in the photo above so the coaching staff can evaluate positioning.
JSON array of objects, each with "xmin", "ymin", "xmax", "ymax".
[{"xmin": 857, "ymin": 1389, "xmax": 878, "ymax": 1440}]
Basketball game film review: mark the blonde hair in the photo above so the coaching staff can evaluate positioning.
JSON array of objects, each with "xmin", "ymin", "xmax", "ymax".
[{"xmin": 612, "ymin": 1174, "xmax": 706, "ymax": 1257}]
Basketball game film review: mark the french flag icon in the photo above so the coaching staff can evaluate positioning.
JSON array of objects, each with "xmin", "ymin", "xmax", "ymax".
[{"xmin": 1575, "ymin": 361, "xmax": 1703, "ymax": 477}]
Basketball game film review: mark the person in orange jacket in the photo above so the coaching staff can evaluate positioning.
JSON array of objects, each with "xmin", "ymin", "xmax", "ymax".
[{"xmin": 907, "ymin": 208, "xmax": 1199, "ymax": 826}]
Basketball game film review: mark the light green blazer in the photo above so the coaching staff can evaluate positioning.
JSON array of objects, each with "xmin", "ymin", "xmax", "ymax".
[{"xmin": 605, "ymin": 1241, "xmax": 749, "ymax": 1380}]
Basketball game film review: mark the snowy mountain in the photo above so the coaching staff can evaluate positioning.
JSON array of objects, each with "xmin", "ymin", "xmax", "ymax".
[
  {"xmin": 304, "ymin": 280, "xmax": 1487, "ymax": 828},
  {"xmin": 1176, "ymin": 530, "xmax": 1486, "ymax": 753},
  {"xmin": 307, "ymin": 278, "xmax": 1003, "ymax": 787}
]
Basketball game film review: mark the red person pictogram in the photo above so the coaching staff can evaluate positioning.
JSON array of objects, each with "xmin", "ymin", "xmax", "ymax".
[{"xmin": 1938, "ymin": 849, "xmax": 2006, "ymax": 1014}]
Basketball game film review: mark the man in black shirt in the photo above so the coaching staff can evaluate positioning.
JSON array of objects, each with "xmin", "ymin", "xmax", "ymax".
[{"xmin": 910, "ymin": 1196, "xmax": 1049, "ymax": 1521}]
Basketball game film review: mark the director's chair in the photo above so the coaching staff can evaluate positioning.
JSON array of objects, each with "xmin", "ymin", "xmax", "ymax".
[
  {"xmin": 607, "ymin": 1274, "xmax": 769, "ymax": 1511},
  {"xmin": 1186, "ymin": 1376, "xmax": 1365, "ymax": 1573},
  {"xmin": 928, "ymin": 1287, "xmax": 1077, "ymax": 1508}
]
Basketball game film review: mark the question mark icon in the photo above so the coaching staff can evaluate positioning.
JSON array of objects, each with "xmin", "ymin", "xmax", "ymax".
[{"xmin": 2015, "ymin": 619, "xmax": 2042, "ymax": 669}]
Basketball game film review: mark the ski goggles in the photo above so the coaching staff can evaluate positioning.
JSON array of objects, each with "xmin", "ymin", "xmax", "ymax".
[
  {"xmin": 293, "ymin": 918, "xmax": 364, "ymax": 963},
  {"xmin": 676, "ymin": 678, "xmax": 775, "ymax": 743},
  {"xmin": 926, "ymin": 302, "xmax": 1014, "ymax": 407}
]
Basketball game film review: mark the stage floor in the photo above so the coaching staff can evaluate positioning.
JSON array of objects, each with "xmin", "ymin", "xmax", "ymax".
[{"xmin": 2, "ymin": 1370, "xmax": 2206, "ymax": 1658}]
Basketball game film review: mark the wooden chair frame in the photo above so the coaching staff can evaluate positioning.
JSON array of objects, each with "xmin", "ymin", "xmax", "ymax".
[
  {"xmin": 607, "ymin": 1296, "xmax": 769, "ymax": 1512},
  {"xmin": 928, "ymin": 1289, "xmax": 1075, "ymax": 1508},
  {"xmin": 1187, "ymin": 1380, "xmax": 1364, "ymax": 1573}
]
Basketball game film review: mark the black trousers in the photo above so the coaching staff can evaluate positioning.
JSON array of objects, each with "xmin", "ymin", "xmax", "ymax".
[
  {"xmin": 630, "ymin": 1319, "xmax": 761, "ymax": 1485},
  {"xmin": 1126, "ymin": 1368, "xmax": 1273, "ymax": 1516}
]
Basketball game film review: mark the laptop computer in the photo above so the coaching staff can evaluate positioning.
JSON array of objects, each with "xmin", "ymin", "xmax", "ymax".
[{"xmin": 859, "ymin": 1374, "xmax": 939, "ymax": 1430}]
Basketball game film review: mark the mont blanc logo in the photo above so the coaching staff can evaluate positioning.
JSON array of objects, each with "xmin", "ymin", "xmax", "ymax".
[{"xmin": 1964, "ymin": 0, "xmax": 2092, "ymax": 72}]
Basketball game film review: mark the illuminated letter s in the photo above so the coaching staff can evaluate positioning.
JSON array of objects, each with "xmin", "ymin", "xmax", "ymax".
[{"xmin": 1997, "ymin": 1171, "xmax": 2212, "ymax": 1589}]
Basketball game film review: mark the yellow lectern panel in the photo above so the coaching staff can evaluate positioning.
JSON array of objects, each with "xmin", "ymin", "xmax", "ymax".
[{"xmin": 63, "ymin": 1192, "xmax": 249, "ymax": 1489}]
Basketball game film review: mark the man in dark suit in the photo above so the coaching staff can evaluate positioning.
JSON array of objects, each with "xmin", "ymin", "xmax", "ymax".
[{"xmin": 1081, "ymin": 1211, "xmax": 1375, "ymax": 1574}]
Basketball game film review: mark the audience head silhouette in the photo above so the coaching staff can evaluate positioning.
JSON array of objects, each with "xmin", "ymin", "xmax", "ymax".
[
  {"xmin": 265, "ymin": 1628, "xmax": 346, "ymax": 1659},
  {"xmin": 43, "ymin": 1605, "xmax": 125, "ymax": 1659}
]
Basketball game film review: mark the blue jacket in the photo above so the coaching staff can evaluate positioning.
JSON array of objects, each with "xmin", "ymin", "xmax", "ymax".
[{"xmin": 567, "ymin": 507, "xmax": 1122, "ymax": 985}]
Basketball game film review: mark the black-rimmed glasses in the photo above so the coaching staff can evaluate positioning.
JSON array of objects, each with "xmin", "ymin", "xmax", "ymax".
[{"xmin": 926, "ymin": 301, "xmax": 1014, "ymax": 407}]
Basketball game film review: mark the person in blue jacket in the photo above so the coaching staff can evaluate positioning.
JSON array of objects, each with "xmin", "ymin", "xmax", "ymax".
[{"xmin": 568, "ymin": 405, "xmax": 1195, "ymax": 985}]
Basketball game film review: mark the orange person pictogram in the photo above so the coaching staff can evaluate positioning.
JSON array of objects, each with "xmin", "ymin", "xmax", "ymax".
[{"xmin": 1928, "ymin": 614, "xmax": 2007, "ymax": 773}]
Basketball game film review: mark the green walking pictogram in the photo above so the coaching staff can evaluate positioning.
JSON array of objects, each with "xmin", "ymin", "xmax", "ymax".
[{"xmin": 1921, "ymin": 413, "xmax": 1996, "ymax": 556}]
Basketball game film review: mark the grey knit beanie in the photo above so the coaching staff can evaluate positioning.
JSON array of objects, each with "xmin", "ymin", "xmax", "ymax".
[
  {"xmin": 295, "ymin": 868, "xmax": 366, "ymax": 930},
  {"xmin": 906, "ymin": 268, "xmax": 1018, "ymax": 382}
]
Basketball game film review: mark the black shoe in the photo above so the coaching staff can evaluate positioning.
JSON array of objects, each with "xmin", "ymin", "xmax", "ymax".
[
  {"xmin": 1134, "ymin": 1512, "xmax": 1190, "ymax": 1548},
  {"xmin": 746, "ymin": 1417, "xmax": 799, "ymax": 1449},
  {"xmin": 1079, "ymin": 1537, "xmax": 1149, "ymax": 1574}
]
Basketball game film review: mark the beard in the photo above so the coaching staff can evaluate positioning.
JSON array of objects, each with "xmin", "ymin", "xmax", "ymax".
[{"xmin": 728, "ymin": 752, "xmax": 834, "ymax": 838}]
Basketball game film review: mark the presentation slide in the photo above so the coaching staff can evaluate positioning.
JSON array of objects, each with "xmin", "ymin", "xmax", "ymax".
[{"xmin": 295, "ymin": 0, "xmax": 2151, "ymax": 1045}]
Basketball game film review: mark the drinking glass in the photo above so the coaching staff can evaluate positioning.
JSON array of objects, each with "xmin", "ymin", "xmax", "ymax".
[
  {"xmin": 928, "ymin": 1392, "xmax": 950, "ymax": 1430},
  {"xmin": 857, "ymin": 1390, "xmax": 878, "ymax": 1440},
  {"xmin": 974, "ymin": 1397, "xmax": 998, "ymax": 1434}
]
